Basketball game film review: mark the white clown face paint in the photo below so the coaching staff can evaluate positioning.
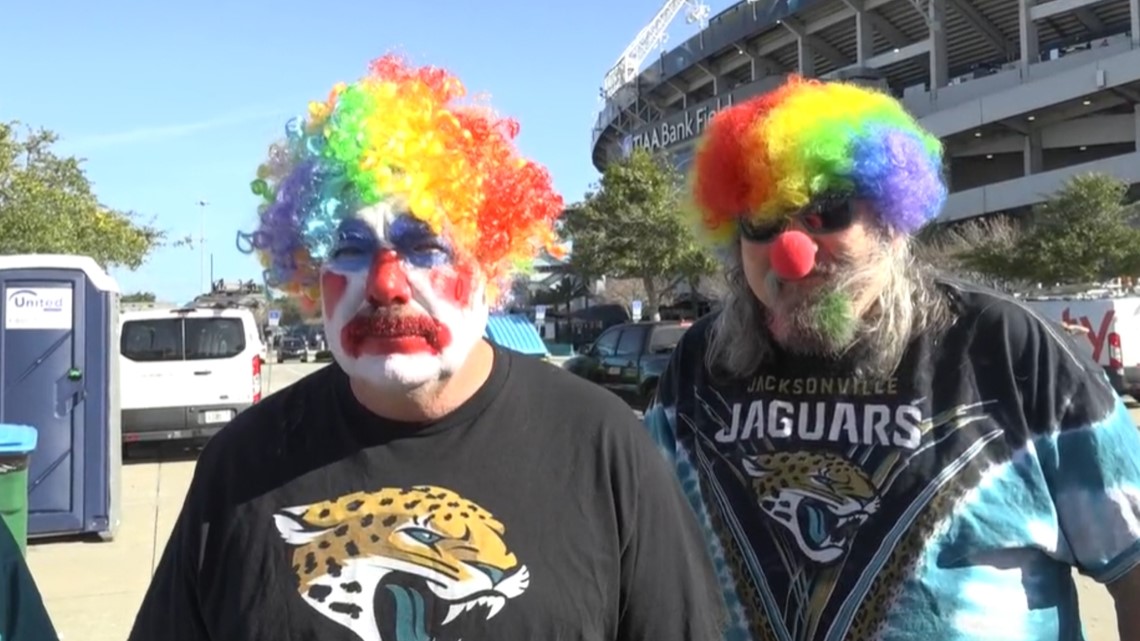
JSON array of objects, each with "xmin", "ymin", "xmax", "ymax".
[{"xmin": 320, "ymin": 204, "xmax": 489, "ymax": 391}]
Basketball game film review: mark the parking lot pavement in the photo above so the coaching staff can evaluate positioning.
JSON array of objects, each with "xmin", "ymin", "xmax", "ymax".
[{"xmin": 21, "ymin": 362, "xmax": 1126, "ymax": 640}]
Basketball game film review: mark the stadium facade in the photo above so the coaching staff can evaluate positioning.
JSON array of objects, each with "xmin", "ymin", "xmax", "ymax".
[{"xmin": 590, "ymin": 0, "xmax": 1140, "ymax": 223}]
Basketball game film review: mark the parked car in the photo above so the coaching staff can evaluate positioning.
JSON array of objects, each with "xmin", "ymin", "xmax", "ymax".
[
  {"xmin": 119, "ymin": 304, "xmax": 264, "ymax": 444},
  {"xmin": 1023, "ymin": 295, "xmax": 1140, "ymax": 396},
  {"xmin": 562, "ymin": 320, "xmax": 691, "ymax": 409},
  {"xmin": 277, "ymin": 335, "xmax": 312, "ymax": 363}
]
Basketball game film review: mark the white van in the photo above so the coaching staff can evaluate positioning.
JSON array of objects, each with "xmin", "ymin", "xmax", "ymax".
[
  {"xmin": 119, "ymin": 304, "xmax": 265, "ymax": 443},
  {"xmin": 1024, "ymin": 295, "xmax": 1140, "ymax": 397}
]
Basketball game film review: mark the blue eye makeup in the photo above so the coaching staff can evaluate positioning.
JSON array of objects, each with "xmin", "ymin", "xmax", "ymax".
[
  {"xmin": 328, "ymin": 213, "xmax": 453, "ymax": 271},
  {"xmin": 328, "ymin": 219, "xmax": 377, "ymax": 271}
]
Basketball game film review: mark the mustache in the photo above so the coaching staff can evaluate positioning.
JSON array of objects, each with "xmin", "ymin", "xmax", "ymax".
[
  {"xmin": 343, "ymin": 312, "xmax": 441, "ymax": 340},
  {"xmin": 793, "ymin": 247, "xmax": 868, "ymax": 282},
  {"xmin": 811, "ymin": 252, "xmax": 858, "ymax": 277},
  {"xmin": 767, "ymin": 260, "xmax": 847, "ymax": 296}
]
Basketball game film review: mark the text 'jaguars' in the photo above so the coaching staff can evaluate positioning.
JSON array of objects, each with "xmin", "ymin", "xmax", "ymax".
[{"xmin": 716, "ymin": 400, "xmax": 924, "ymax": 450}]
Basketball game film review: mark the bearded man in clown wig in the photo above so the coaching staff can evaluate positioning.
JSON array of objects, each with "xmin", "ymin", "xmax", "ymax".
[
  {"xmin": 644, "ymin": 75, "xmax": 1140, "ymax": 641},
  {"xmin": 127, "ymin": 55, "xmax": 725, "ymax": 641}
]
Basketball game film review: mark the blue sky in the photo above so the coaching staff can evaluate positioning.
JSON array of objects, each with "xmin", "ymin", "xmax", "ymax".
[{"xmin": 0, "ymin": 0, "xmax": 734, "ymax": 304}]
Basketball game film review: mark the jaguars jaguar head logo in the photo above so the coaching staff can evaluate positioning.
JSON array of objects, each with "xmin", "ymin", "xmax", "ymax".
[
  {"xmin": 742, "ymin": 451, "xmax": 880, "ymax": 564},
  {"xmin": 273, "ymin": 485, "xmax": 529, "ymax": 641}
]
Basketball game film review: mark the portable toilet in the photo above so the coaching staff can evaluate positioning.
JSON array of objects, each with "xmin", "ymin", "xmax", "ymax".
[{"xmin": 0, "ymin": 254, "xmax": 121, "ymax": 541}]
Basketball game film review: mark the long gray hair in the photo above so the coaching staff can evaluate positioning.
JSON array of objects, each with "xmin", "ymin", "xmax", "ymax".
[{"xmin": 705, "ymin": 230, "xmax": 954, "ymax": 381}]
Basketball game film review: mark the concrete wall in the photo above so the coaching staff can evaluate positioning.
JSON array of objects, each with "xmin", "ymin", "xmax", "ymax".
[
  {"xmin": 941, "ymin": 151, "xmax": 1140, "ymax": 222},
  {"xmin": 916, "ymin": 43, "xmax": 1140, "ymax": 138},
  {"xmin": 610, "ymin": 29, "xmax": 1140, "ymax": 223}
]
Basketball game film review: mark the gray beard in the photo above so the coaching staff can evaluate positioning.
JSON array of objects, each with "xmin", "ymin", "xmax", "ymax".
[
  {"xmin": 761, "ymin": 268, "xmax": 914, "ymax": 381},
  {"xmin": 764, "ymin": 276, "xmax": 855, "ymax": 357}
]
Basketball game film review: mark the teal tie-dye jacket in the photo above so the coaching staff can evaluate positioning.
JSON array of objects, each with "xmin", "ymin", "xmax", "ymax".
[{"xmin": 643, "ymin": 278, "xmax": 1140, "ymax": 641}]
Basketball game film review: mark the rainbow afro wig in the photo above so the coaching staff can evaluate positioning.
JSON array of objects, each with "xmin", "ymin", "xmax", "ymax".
[
  {"xmin": 688, "ymin": 75, "xmax": 946, "ymax": 250},
  {"xmin": 239, "ymin": 54, "xmax": 565, "ymax": 309}
]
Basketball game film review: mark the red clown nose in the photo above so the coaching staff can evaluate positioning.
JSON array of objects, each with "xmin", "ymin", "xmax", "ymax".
[{"xmin": 769, "ymin": 230, "xmax": 818, "ymax": 281}]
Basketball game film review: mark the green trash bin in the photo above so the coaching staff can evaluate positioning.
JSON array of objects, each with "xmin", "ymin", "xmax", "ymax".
[{"xmin": 0, "ymin": 424, "xmax": 38, "ymax": 556}]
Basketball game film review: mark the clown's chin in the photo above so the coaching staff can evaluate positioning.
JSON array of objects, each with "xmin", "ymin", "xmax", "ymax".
[
  {"xmin": 335, "ymin": 350, "xmax": 452, "ymax": 391},
  {"xmin": 766, "ymin": 292, "xmax": 857, "ymax": 358}
]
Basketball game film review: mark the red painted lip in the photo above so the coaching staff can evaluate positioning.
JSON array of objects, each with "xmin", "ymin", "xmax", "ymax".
[{"xmin": 342, "ymin": 313, "xmax": 452, "ymax": 357}]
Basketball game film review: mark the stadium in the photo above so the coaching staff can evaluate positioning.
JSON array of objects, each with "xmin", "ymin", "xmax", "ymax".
[{"xmin": 590, "ymin": 0, "xmax": 1140, "ymax": 223}]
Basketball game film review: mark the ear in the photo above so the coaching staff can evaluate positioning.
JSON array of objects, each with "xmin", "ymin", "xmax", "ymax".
[
  {"xmin": 741, "ymin": 456, "xmax": 768, "ymax": 479},
  {"xmin": 273, "ymin": 505, "xmax": 331, "ymax": 545}
]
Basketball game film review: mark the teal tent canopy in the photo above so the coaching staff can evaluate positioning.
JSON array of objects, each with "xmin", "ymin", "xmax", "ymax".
[{"xmin": 484, "ymin": 314, "xmax": 548, "ymax": 357}]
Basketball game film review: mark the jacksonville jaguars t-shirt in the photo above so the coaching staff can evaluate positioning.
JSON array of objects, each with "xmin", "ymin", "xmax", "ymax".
[
  {"xmin": 127, "ymin": 345, "xmax": 725, "ymax": 641},
  {"xmin": 645, "ymin": 277, "xmax": 1140, "ymax": 641}
]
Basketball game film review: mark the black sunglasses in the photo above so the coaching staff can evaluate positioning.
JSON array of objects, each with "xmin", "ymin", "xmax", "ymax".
[{"xmin": 738, "ymin": 196, "xmax": 855, "ymax": 243}]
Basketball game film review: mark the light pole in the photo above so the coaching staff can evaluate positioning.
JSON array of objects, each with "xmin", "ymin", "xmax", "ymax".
[{"xmin": 196, "ymin": 200, "xmax": 208, "ymax": 294}]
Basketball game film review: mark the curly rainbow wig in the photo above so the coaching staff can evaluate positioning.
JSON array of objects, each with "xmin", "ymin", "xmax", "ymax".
[
  {"xmin": 688, "ymin": 75, "xmax": 947, "ymax": 250},
  {"xmin": 239, "ymin": 54, "xmax": 565, "ymax": 308}
]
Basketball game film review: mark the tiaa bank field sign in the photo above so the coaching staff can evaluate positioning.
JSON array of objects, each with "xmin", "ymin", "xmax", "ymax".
[
  {"xmin": 630, "ymin": 94, "xmax": 735, "ymax": 152},
  {"xmin": 5, "ymin": 287, "xmax": 74, "ymax": 330},
  {"xmin": 624, "ymin": 75, "xmax": 790, "ymax": 154}
]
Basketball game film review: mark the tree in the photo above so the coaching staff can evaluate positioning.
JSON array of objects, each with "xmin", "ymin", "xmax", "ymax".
[
  {"xmin": 913, "ymin": 216, "xmax": 1027, "ymax": 291},
  {"xmin": 121, "ymin": 291, "xmax": 157, "ymax": 303},
  {"xmin": 599, "ymin": 278, "xmax": 648, "ymax": 317},
  {"xmin": 267, "ymin": 291, "xmax": 310, "ymax": 327},
  {"xmin": 938, "ymin": 173, "xmax": 1140, "ymax": 287},
  {"xmin": 562, "ymin": 148, "xmax": 715, "ymax": 320},
  {"xmin": 921, "ymin": 172, "xmax": 1140, "ymax": 287},
  {"xmin": 530, "ymin": 275, "xmax": 589, "ymax": 312},
  {"xmin": 0, "ymin": 122, "xmax": 187, "ymax": 270},
  {"xmin": 675, "ymin": 247, "xmax": 720, "ymax": 299}
]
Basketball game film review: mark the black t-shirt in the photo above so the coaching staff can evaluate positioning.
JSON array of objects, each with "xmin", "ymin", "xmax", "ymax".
[
  {"xmin": 127, "ymin": 345, "xmax": 725, "ymax": 641},
  {"xmin": 0, "ymin": 523, "xmax": 58, "ymax": 641},
  {"xmin": 645, "ymin": 277, "xmax": 1140, "ymax": 641}
]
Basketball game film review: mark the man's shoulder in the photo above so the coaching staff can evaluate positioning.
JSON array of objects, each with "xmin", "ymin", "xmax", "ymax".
[
  {"xmin": 507, "ymin": 351, "xmax": 637, "ymax": 418},
  {"xmin": 682, "ymin": 311, "xmax": 718, "ymax": 348},
  {"xmin": 196, "ymin": 364, "xmax": 339, "ymax": 471},
  {"xmin": 937, "ymin": 277, "xmax": 1058, "ymax": 346},
  {"xmin": 229, "ymin": 363, "xmax": 337, "ymax": 430},
  {"xmin": 935, "ymin": 277, "xmax": 1117, "ymax": 423},
  {"xmin": 653, "ymin": 311, "xmax": 718, "ymax": 373},
  {"xmin": 504, "ymin": 351, "xmax": 656, "ymax": 450}
]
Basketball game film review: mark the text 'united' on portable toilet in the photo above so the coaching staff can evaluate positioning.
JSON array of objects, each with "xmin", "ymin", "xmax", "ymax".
[
  {"xmin": 0, "ymin": 254, "xmax": 122, "ymax": 541},
  {"xmin": 0, "ymin": 424, "xmax": 37, "ymax": 555}
]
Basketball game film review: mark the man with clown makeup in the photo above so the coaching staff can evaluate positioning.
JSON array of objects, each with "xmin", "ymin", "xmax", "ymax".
[
  {"xmin": 128, "ymin": 56, "xmax": 725, "ymax": 641},
  {"xmin": 644, "ymin": 75, "xmax": 1140, "ymax": 640}
]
